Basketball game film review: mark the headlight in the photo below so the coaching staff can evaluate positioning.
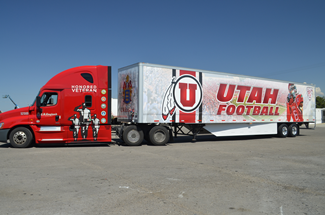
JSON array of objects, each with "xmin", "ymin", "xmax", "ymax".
[{"xmin": 0, "ymin": 122, "xmax": 3, "ymax": 129}]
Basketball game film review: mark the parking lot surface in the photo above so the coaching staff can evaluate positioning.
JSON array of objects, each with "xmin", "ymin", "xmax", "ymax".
[{"xmin": 0, "ymin": 124, "xmax": 324, "ymax": 215}]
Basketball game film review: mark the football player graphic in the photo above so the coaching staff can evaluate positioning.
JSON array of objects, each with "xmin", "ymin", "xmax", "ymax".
[{"xmin": 287, "ymin": 83, "xmax": 303, "ymax": 122}]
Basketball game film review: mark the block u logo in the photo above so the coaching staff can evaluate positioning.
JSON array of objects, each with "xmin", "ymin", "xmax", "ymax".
[{"xmin": 179, "ymin": 83, "xmax": 197, "ymax": 107}]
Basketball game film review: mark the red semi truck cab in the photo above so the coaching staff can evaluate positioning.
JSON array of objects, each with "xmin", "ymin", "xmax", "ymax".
[{"xmin": 0, "ymin": 66, "xmax": 112, "ymax": 147}]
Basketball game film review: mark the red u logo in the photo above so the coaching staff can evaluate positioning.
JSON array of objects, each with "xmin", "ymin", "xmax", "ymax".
[{"xmin": 179, "ymin": 83, "xmax": 197, "ymax": 107}]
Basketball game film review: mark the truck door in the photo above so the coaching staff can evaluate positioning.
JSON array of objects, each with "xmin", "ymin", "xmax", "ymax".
[
  {"xmin": 31, "ymin": 90, "xmax": 66, "ymax": 143},
  {"xmin": 38, "ymin": 91, "xmax": 62, "ymax": 125}
]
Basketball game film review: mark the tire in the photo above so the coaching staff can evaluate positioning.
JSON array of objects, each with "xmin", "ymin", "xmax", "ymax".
[
  {"xmin": 149, "ymin": 126, "xmax": 169, "ymax": 146},
  {"xmin": 122, "ymin": 125, "xmax": 144, "ymax": 146},
  {"xmin": 288, "ymin": 124, "xmax": 299, "ymax": 137},
  {"xmin": 9, "ymin": 127, "xmax": 33, "ymax": 148},
  {"xmin": 278, "ymin": 124, "xmax": 288, "ymax": 138}
]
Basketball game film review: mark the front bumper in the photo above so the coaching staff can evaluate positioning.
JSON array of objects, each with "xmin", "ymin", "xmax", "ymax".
[{"xmin": 0, "ymin": 129, "xmax": 9, "ymax": 142}]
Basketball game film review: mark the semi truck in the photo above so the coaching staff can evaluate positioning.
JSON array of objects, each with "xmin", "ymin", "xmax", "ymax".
[{"xmin": 0, "ymin": 63, "xmax": 316, "ymax": 148}]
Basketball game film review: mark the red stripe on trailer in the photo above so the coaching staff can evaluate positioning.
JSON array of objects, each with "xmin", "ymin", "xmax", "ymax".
[{"xmin": 154, "ymin": 120, "xmax": 159, "ymax": 122}]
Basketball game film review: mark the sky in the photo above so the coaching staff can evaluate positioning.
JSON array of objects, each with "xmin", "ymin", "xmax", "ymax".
[{"xmin": 1, "ymin": 0, "xmax": 324, "ymax": 112}]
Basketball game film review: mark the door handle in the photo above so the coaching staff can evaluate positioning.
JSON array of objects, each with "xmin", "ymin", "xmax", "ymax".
[{"xmin": 55, "ymin": 115, "xmax": 59, "ymax": 121}]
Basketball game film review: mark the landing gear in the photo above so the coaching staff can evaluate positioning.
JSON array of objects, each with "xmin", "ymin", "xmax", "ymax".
[{"xmin": 172, "ymin": 124, "xmax": 205, "ymax": 142}]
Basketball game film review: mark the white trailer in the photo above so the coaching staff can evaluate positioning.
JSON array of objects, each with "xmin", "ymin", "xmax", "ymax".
[{"xmin": 116, "ymin": 63, "xmax": 316, "ymax": 146}]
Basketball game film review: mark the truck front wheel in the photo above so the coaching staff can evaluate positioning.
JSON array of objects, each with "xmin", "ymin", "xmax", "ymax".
[
  {"xmin": 149, "ymin": 126, "xmax": 169, "ymax": 146},
  {"xmin": 123, "ymin": 125, "xmax": 144, "ymax": 146},
  {"xmin": 9, "ymin": 127, "xmax": 33, "ymax": 148}
]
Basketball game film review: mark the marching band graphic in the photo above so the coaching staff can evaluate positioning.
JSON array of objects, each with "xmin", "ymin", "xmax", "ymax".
[
  {"xmin": 69, "ymin": 103, "xmax": 100, "ymax": 141},
  {"xmin": 123, "ymin": 75, "xmax": 132, "ymax": 104},
  {"xmin": 120, "ymin": 73, "xmax": 138, "ymax": 121}
]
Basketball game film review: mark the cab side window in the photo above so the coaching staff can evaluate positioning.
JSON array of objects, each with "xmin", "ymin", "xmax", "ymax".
[
  {"xmin": 40, "ymin": 92, "xmax": 58, "ymax": 107},
  {"xmin": 85, "ymin": 95, "xmax": 92, "ymax": 107}
]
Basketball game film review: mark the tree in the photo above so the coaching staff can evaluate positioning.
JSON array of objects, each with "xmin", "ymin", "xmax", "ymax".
[{"xmin": 316, "ymin": 96, "xmax": 325, "ymax": 108}]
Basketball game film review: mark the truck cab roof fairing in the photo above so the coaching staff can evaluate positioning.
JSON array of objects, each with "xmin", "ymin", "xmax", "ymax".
[{"xmin": 41, "ymin": 66, "xmax": 104, "ymax": 91}]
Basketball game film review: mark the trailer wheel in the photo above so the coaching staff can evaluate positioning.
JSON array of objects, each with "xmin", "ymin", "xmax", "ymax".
[
  {"xmin": 9, "ymin": 127, "xmax": 33, "ymax": 148},
  {"xmin": 278, "ymin": 124, "xmax": 288, "ymax": 138},
  {"xmin": 122, "ymin": 125, "xmax": 144, "ymax": 146},
  {"xmin": 149, "ymin": 126, "xmax": 169, "ymax": 146},
  {"xmin": 288, "ymin": 124, "xmax": 299, "ymax": 137}
]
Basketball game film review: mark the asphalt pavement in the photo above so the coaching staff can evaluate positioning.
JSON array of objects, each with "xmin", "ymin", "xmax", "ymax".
[{"xmin": 0, "ymin": 124, "xmax": 324, "ymax": 215}]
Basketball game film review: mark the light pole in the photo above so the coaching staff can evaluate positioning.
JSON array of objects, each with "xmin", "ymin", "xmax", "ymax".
[{"xmin": 2, "ymin": 95, "xmax": 19, "ymax": 109}]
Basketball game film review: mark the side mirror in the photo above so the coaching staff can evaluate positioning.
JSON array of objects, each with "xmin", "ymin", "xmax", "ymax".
[
  {"xmin": 36, "ymin": 96, "xmax": 41, "ymax": 108},
  {"xmin": 36, "ymin": 96, "xmax": 42, "ymax": 115}
]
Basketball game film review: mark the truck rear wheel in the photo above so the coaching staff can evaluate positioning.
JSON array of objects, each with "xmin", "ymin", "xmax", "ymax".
[
  {"xmin": 288, "ymin": 124, "xmax": 299, "ymax": 137},
  {"xmin": 9, "ymin": 127, "xmax": 33, "ymax": 148},
  {"xmin": 122, "ymin": 125, "xmax": 144, "ymax": 146},
  {"xmin": 149, "ymin": 126, "xmax": 169, "ymax": 146},
  {"xmin": 278, "ymin": 124, "xmax": 288, "ymax": 138}
]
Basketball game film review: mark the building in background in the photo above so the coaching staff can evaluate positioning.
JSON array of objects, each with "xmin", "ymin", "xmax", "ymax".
[{"xmin": 316, "ymin": 108, "xmax": 325, "ymax": 124}]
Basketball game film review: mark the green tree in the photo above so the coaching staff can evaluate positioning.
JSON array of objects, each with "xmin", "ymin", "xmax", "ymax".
[{"xmin": 316, "ymin": 96, "xmax": 325, "ymax": 108}]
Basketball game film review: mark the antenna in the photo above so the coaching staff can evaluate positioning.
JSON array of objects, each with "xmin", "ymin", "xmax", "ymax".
[{"xmin": 2, "ymin": 95, "xmax": 19, "ymax": 109}]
